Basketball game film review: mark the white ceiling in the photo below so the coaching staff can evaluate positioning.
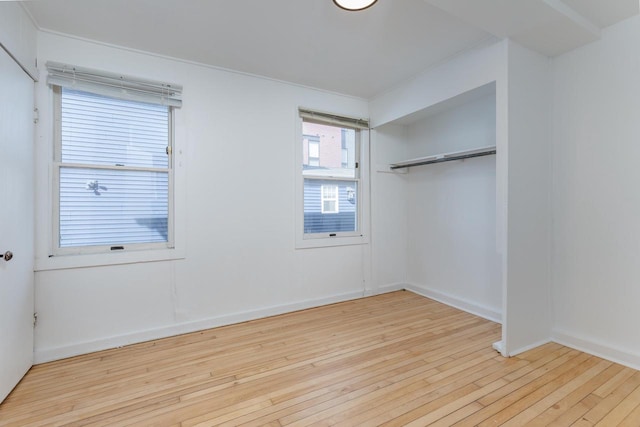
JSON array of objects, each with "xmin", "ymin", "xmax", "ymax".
[
  {"xmin": 424, "ymin": 0, "xmax": 639, "ymax": 57},
  {"xmin": 23, "ymin": 0, "xmax": 639, "ymax": 99}
]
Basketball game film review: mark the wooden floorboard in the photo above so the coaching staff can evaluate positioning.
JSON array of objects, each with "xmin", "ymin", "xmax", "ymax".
[{"xmin": 1, "ymin": 291, "xmax": 639, "ymax": 426}]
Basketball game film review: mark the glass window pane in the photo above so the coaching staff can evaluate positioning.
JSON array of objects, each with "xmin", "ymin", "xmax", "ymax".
[
  {"xmin": 321, "ymin": 185, "xmax": 339, "ymax": 214},
  {"xmin": 302, "ymin": 121, "xmax": 356, "ymax": 178},
  {"xmin": 61, "ymin": 88, "xmax": 169, "ymax": 168},
  {"xmin": 309, "ymin": 141, "xmax": 319, "ymax": 158},
  {"xmin": 304, "ymin": 179, "xmax": 357, "ymax": 233},
  {"xmin": 59, "ymin": 167, "xmax": 168, "ymax": 247}
]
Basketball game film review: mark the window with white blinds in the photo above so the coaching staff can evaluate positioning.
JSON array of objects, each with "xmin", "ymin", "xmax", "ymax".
[{"xmin": 54, "ymin": 87, "xmax": 173, "ymax": 252}]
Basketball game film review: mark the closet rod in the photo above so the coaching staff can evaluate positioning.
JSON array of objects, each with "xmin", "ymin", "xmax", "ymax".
[{"xmin": 389, "ymin": 146, "xmax": 496, "ymax": 170}]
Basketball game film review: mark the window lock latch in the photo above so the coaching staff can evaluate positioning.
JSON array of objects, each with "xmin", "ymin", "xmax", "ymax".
[{"xmin": 166, "ymin": 146, "xmax": 172, "ymax": 155}]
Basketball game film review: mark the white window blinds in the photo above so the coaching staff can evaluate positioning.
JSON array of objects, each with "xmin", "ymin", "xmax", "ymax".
[
  {"xmin": 56, "ymin": 87, "xmax": 172, "ymax": 250},
  {"xmin": 299, "ymin": 108, "xmax": 369, "ymax": 130},
  {"xmin": 46, "ymin": 61, "xmax": 182, "ymax": 108},
  {"xmin": 59, "ymin": 167, "xmax": 169, "ymax": 247},
  {"xmin": 60, "ymin": 89, "xmax": 169, "ymax": 168}
]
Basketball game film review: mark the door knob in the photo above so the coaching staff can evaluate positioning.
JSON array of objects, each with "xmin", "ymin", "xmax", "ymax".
[{"xmin": 2, "ymin": 251, "xmax": 13, "ymax": 261}]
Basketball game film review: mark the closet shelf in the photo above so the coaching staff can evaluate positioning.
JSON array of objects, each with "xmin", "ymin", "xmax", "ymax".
[{"xmin": 389, "ymin": 145, "xmax": 496, "ymax": 170}]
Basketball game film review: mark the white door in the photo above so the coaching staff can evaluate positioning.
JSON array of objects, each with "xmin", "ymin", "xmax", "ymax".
[{"xmin": 0, "ymin": 47, "xmax": 35, "ymax": 403}]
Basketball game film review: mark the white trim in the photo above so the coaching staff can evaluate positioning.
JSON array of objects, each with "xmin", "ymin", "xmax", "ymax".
[
  {"xmin": 35, "ymin": 247, "xmax": 185, "ymax": 271},
  {"xmin": 33, "ymin": 290, "xmax": 364, "ymax": 364},
  {"xmin": 404, "ymin": 283, "xmax": 502, "ymax": 324},
  {"xmin": 50, "ymin": 86, "xmax": 176, "ymax": 257},
  {"xmin": 504, "ymin": 338, "xmax": 552, "ymax": 358},
  {"xmin": 376, "ymin": 282, "xmax": 407, "ymax": 295},
  {"xmin": 296, "ymin": 234, "xmax": 369, "ymax": 249},
  {"xmin": 295, "ymin": 112, "xmax": 370, "ymax": 249},
  {"xmin": 55, "ymin": 162, "xmax": 169, "ymax": 174},
  {"xmin": 552, "ymin": 329, "xmax": 640, "ymax": 371}
]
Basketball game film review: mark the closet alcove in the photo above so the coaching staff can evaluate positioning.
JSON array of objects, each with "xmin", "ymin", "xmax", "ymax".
[
  {"xmin": 371, "ymin": 81, "xmax": 504, "ymax": 346},
  {"xmin": 370, "ymin": 41, "xmax": 553, "ymax": 358}
]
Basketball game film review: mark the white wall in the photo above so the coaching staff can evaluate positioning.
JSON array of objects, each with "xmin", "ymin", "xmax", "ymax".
[
  {"xmin": 36, "ymin": 20, "xmax": 640, "ymax": 369},
  {"xmin": 370, "ymin": 42, "xmax": 508, "ymax": 325},
  {"xmin": 0, "ymin": 3, "xmax": 37, "ymax": 79},
  {"xmin": 551, "ymin": 15, "xmax": 640, "ymax": 369},
  {"xmin": 404, "ymin": 93, "xmax": 501, "ymax": 322},
  {"xmin": 369, "ymin": 42, "xmax": 506, "ymax": 128},
  {"xmin": 33, "ymin": 32, "xmax": 370, "ymax": 362},
  {"xmin": 369, "ymin": 39, "xmax": 556, "ymax": 358},
  {"xmin": 369, "ymin": 124, "xmax": 409, "ymax": 294},
  {"xmin": 502, "ymin": 41, "xmax": 553, "ymax": 356}
]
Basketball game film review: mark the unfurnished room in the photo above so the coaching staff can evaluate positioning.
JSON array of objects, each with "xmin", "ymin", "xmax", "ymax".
[{"xmin": 1, "ymin": 0, "xmax": 640, "ymax": 425}]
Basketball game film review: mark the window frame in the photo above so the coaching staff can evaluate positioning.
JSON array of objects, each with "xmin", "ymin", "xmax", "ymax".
[
  {"xmin": 295, "ymin": 109, "xmax": 370, "ymax": 249},
  {"xmin": 51, "ymin": 86, "xmax": 175, "ymax": 256}
]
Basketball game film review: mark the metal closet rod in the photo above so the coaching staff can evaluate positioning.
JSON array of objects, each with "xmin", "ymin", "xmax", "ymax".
[{"xmin": 389, "ymin": 146, "xmax": 496, "ymax": 170}]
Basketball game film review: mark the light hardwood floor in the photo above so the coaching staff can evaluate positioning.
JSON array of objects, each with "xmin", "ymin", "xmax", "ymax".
[{"xmin": 1, "ymin": 291, "xmax": 639, "ymax": 426}]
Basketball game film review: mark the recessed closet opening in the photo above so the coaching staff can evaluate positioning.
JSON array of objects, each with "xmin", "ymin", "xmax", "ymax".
[{"xmin": 373, "ymin": 82, "xmax": 501, "ymax": 323}]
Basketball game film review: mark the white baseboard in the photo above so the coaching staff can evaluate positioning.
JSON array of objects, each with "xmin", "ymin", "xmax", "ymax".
[
  {"xmin": 492, "ymin": 340, "xmax": 505, "ymax": 354},
  {"xmin": 552, "ymin": 329, "xmax": 640, "ymax": 371},
  {"xmin": 36, "ymin": 286, "xmax": 640, "ymax": 376},
  {"xmin": 34, "ymin": 290, "xmax": 364, "ymax": 364},
  {"xmin": 404, "ymin": 283, "xmax": 502, "ymax": 324},
  {"xmin": 362, "ymin": 283, "xmax": 406, "ymax": 297},
  {"xmin": 506, "ymin": 338, "xmax": 552, "ymax": 357},
  {"xmin": 376, "ymin": 282, "xmax": 406, "ymax": 295}
]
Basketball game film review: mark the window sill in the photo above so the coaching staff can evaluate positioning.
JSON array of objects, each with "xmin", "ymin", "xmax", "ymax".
[
  {"xmin": 296, "ymin": 234, "xmax": 369, "ymax": 250},
  {"xmin": 34, "ymin": 247, "xmax": 185, "ymax": 271}
]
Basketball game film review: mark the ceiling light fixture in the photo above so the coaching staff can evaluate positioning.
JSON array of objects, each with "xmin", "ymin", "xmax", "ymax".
[{"xmin": 333, "ymin": 0, "xmax": 378, "ymax": 11}]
